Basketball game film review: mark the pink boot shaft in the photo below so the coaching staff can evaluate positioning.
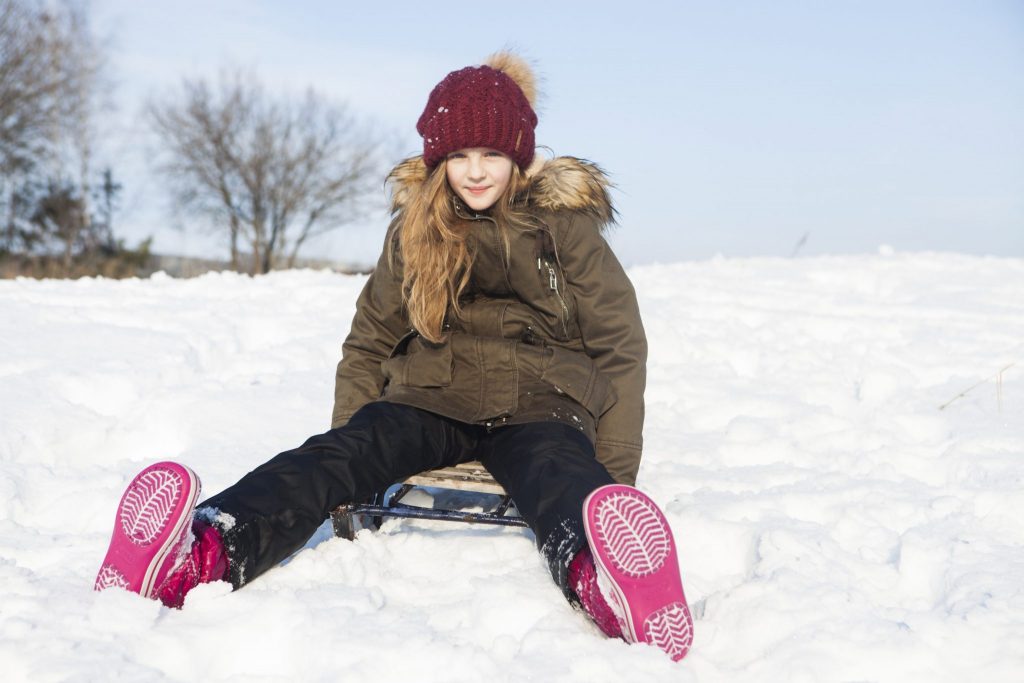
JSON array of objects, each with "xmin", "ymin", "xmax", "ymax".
[
  {"xmin": 569, "ymin": 546, "xmax": 623, "ymax": 639},
  {"xmin": 95, "ymin": 462, "xmax": 202, "ymax": 598},
  {"xmin": 583, "ymin": 484, "xmax": 694, "ymax": 661},
  {"xmin": 155, "ymin": 521, "xmax": 227, "ymax": 608}
]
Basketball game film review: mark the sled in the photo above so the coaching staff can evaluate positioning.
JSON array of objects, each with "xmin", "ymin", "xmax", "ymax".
[{"xmin": 329, "ymin": 461, "xmax": 528, "ymax": 540}]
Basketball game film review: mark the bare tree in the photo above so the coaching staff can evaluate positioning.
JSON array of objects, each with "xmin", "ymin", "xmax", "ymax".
[
  {"xmin": 0, "ymin": 0, "xmax": 60, "ymax": 178},
  {"xmin": 0, "ymin": 0, "xmax": 102, "ymax": 261},
  {"xmin": 148, "ymin": 71, "xmax": 388, "ymax": 273}
]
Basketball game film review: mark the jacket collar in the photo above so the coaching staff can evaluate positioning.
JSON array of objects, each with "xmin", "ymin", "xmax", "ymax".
[{"xmin": 387, "ymin": 154, "xmax": 616, "ymax": 230}]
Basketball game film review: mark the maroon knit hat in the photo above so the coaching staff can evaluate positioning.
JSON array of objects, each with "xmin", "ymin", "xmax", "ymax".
[{"xmin": 417, "ymin": 53, "xmax": 538, "ymax": 169}]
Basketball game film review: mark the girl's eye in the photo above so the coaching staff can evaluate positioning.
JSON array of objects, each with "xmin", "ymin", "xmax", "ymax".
[
  {"xmin": 447, "ymin": 153, "xmax": 466, "ymax": 160},
  {"xmin": 484, "ymin": 151, "xmax": 503, "ymax": 158}
]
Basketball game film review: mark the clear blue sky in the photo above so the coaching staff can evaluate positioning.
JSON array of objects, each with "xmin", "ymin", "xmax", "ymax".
[{"xmin": 92, "ymin": 0, "xmax": 1024, "ymax": 267}]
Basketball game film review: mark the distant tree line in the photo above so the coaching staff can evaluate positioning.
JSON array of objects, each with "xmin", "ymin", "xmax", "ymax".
[{"xmin": 1, "ymin": 0, "xmax": 390, "ymax": 279}]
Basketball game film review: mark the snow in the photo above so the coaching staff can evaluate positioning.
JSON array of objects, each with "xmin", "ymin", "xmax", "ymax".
[{"xmin": 1, "ymin": 252, "xmax": 1022, "ymax": 682}]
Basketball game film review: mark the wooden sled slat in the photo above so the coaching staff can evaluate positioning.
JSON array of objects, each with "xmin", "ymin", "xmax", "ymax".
[{"xmin": 403, "ymin": 461, "xmax": 507, "ymax": 494}]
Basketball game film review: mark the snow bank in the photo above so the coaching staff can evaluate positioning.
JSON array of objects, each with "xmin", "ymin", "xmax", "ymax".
[{"xmin": 1, "ymin": 252, "xmax": 1021, "ymax": 682}]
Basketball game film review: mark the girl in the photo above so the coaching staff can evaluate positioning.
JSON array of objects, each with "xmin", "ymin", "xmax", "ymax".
[{"xmin": 95, "ymin": 52, "xmax": 694, "ymax": 661}]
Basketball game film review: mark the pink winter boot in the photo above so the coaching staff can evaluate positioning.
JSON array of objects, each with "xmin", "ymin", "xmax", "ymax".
[
  {"xmin": 583, "ymin": 484, "xmax": 694, "ymax": 661},
  {"xmin": 95, "ymin": 461, "xmax": 205, "ymax": 602}
]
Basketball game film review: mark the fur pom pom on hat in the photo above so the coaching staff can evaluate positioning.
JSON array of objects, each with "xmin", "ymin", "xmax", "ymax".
[{"xmin": 417, "ymin": 51, "xmax": 538, "ymax": 170}]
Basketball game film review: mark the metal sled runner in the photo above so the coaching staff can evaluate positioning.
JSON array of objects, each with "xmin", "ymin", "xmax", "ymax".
[{"xmin": 329, "ymin": 461, "xmax": 529, "ymax": 540}]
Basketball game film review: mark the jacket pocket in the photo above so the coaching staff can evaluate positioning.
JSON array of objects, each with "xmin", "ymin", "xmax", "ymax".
[
  {"xmin": 381, "ymin": 335, "xmax": 453, "ymax": 388},
  {"xmin": 540, "ymin": 345, "xmax": 616, "ymax": 418}
]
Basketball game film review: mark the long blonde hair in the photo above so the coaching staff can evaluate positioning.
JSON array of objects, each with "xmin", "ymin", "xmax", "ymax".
[{"xmin": 389, "ymin": 158, "xmax": 533, "ymax": 343}]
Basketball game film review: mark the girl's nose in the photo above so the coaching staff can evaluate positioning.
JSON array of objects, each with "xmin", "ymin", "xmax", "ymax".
[{"xmin": 467, "ymin": 154, "xmax": 485, "ymax": 179}]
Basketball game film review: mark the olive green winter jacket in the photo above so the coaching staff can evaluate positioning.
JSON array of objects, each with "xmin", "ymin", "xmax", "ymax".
[{"xmin": 330, "ymin": 156, "xmax": 647, "ymax": 485}]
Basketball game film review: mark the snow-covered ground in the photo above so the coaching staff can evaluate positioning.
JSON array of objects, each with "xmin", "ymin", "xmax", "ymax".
[{"xmin": 1, "ymin": 252, "xmax": 1022, "ymax": 682}]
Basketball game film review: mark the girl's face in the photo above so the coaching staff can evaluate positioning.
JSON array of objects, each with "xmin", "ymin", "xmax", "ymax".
[{"xmin": 445, "ymin": 148, "xmax": 514, "ymax": 212}]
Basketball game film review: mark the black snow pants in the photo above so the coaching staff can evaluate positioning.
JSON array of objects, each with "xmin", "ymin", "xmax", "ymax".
[{"xmin": 197, "ymin": 401, "xmax": 616, "ymax": 599}]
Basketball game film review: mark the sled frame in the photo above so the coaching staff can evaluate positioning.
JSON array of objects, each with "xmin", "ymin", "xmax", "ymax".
[{"xmin": 329, "ymin": 461, "xmax": 528, "ymax": 540}]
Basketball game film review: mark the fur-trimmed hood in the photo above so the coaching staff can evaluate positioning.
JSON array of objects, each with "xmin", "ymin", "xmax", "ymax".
[{"xmin": 386, "ymin": 154, "xmax": 616, "ymax": 228}]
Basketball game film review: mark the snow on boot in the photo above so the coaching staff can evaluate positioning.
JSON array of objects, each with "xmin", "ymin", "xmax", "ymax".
[
  {"xmin": 95, "ymin": 461, "xmax": 201, "ymax": 600},
  {"xmin": 155, "ymin": 520, "xmax": 228, "ymax": 608},
  {"xmin": 583, "ymin": 484, "xmax": 694, "ymax": 662},
  {"xmin": 569, "ymin": 546, "xmax": 623, "ymax": 638}
]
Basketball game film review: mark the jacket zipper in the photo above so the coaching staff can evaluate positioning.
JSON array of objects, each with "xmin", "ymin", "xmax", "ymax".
[{"xmin": 539, "ymin": 256, "xmax": 570, "ymax": 338}]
